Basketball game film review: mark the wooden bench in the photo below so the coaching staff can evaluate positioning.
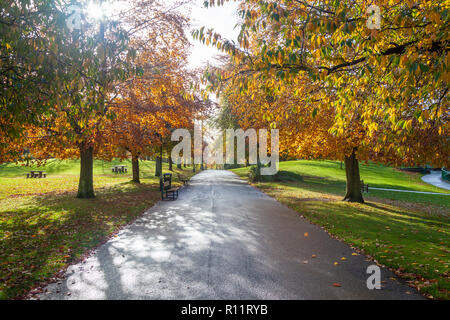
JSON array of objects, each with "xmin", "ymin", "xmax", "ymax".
[
  {"xmin": 177, "ymin": 173, "xmax": 190, "ymax": 186},
  {"xmin": 26, "ymin": 171, "xmax": 46, "ymax": 178},
  {"xmin": 361, "ymin": 180, "xmax": 369, "ymax": 193},
  {"xmin": 112, "ymin": 166, "xmax": 128, "ymax": 173},
  {"xmin": 160, "ymin": 173, "xmax": 179, "ymax": 200}
]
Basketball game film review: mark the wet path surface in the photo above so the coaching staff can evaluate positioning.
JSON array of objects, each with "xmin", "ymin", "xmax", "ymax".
[{"xmin": 38, "ymin": 170, "xmax": 423, "ymax": 300}]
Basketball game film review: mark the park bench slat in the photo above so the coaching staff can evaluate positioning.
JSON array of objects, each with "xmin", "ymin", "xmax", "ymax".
[{"xmin": 26, "ymin": 171, "xmax": 47, "ymax": 178}]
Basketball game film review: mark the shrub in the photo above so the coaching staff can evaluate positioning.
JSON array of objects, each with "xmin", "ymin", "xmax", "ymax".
[{"xmin": 248, "ymin": 165, "xmax": 261, "ymax": 182}]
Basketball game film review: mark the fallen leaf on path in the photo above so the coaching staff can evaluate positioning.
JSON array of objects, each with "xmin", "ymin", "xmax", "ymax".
[
  {"xmin": 351, "ymin": 253, "xmax": 358, "ymax": 256},
  {"xmin": 341, "ymin": 257, "xmax": 347, "ymax": 261},
  {"xmin": 334, "ymin": 262, "xmax": 339, "ymax": 266},
  {"xmin": 332, "ymin": 283, "xmax": 341, "ymax": 287},
  {"xmin": 312, "ymin": 254, "xmax": 317, "ymax": 258},
  {"xmin": 304, "ymin": 232, "xmax": 309, "ymax": 237}
]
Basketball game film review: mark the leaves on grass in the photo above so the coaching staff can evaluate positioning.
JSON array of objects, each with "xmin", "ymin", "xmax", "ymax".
[
  {"xmin": 259, "ymin": 172, "xmax": 450, "ymax": 299},
  {"xmin": 0, "ymin": 177, "xmax": 167, "ymax": 299}
]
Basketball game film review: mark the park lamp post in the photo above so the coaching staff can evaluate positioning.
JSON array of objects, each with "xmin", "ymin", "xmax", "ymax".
[
  {"xmin": 154, "ymin": 131, "xmax": 163, "ymax": 177},
  {"xmin": 154, "ymin": 121, "xmax": 175, "ymax": 177}
]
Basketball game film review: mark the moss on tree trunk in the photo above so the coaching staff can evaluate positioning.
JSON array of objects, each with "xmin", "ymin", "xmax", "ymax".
[{"xmin": 343, "ymin": 148, "xmax": 364, "ymax": 203}]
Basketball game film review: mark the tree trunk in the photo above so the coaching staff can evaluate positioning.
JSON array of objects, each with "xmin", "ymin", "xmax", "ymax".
[
  {"xmin": 77, "ymin": 145, "xmax": 95, "ymax": 198},
  {"xmin": 169, "ymin": 156, "xmax": 173, "ymax": 171},
  {"xmin": 245, "ymin": 140, "xmax": 249, "ymax": 167},
  {"xmin": 177, "ymin": 163, "xmax": 181, "ymax": 169},
  {"xmin": 131, "ymin": 153, "xmax": 140, "ymax": 183},
  {"xmin": 343, "ymin": 148, "xmax": 364, "ymax": 203}
]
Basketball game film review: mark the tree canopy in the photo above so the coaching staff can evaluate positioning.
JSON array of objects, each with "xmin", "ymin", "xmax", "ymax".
[
  {"xmin": 1, "ymin": 0, "xmax": 208, "ymax": 197},
  {"xmin": 195, "ymin": 0, "xmax": 449, "ymax": 202}
]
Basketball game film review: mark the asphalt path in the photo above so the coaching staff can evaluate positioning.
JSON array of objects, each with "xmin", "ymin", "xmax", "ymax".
[
  {"xmin": 37, "ymin": 170, "xmax": 423, "ymax": 300},
  {"xmin": 421, "ymin": 171, "xmax": 450, "ymax": 191}
]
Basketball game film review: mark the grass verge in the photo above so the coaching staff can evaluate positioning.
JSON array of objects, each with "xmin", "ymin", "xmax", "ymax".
[
  {"xmin": 0, "ymin": 159, "xmax": 196, "ymax": 299},
  {"xmin": 231, "ymin": 161, "xmax": 449, "ymax": 299}
]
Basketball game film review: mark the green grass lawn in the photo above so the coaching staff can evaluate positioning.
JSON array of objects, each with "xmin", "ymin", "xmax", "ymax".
[
  {"xmin": 233, "ymin": 160, "xmax": 450, "ymax": 206},
  {"xmin": 232, "ymin": 160, "xmax": 450, "ymax": 299},
  {"xmin": 0, "ymin": 159, "xmax": 196, "ymax": 299}
]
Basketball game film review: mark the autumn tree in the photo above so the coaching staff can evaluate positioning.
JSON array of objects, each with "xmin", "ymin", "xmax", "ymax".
[
  {"xmin": 103, "ymin": 81, "xmax": 203, "ymax": 183},
  {"xmin": 0, "ymin": 0, "xmax": 82, "ymax": 163},
  {"xmin": 17, "ymin": 0, "xmax": 192, "ymax": 197},
  {"xmin": 98, "ymin": 14, "xmax": 200, "ymax": 183},
  {"xmin": 196, "ymin": 0, "xmax": 449, "ymax": 202}
]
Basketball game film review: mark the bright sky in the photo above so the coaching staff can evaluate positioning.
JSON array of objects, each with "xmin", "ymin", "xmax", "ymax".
[
  {"xmin": 83, "ymin": 0, "xmax": 240, "ymax": 69},
  {"xmin": 83, "ymin": 0, "xmax": 239, "ymax": 141},
  {"xmin": 187, "ymin": 0, "xmax": 241, "ymax": 70}
]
